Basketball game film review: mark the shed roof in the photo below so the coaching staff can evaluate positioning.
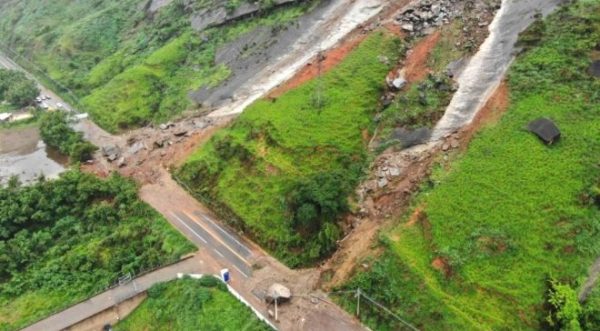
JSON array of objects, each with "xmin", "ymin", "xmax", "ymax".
[
  {"xmin": 590, "ymin": 60, "xmax": 600, "ymax": 78},
  {"xmin": 527, "ymin": 118, "xmax": 561, "ymax": 145}
]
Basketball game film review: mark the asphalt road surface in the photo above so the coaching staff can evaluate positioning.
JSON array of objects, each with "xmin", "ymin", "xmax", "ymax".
[
  {"xmin": 0, "ymin": 51, "xmax": 72, "ymax": 111},
  {"xmin": 170, "ymin": 210, "xmax": 254, "ymax": 278}
]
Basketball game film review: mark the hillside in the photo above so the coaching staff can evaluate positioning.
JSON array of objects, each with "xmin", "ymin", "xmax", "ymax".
[
  {"xmin": 339, "ymin": 2, "xmax": 600, "ymax": 329},
  {"xmin": 0, "ymin": 171, "xmax": 194, "ymax": 331},
  {"xmin": 0, "ymin": 0, "xmax": 317, "ymax": 132},
  {"xmin": 115, "ymin": 277, "xmax": 271, "ymax": 331},
  {"xmin": 176, "ymin": 31, "xmax": 404, "ymax": 267}
]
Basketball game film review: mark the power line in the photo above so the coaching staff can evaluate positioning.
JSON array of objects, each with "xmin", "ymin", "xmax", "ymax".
[{"xmin": 325, "ymin": 288, "xmax": 420, "ymax": 331}]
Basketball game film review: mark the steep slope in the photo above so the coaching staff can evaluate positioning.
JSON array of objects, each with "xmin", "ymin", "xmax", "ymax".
[
  {"xmin": 339, "ymin": 2, "xmax": 600, "ymax": 329},
  {"xmin": 0, "ymin": 0, "xmax": 317, "ymax": 132}
]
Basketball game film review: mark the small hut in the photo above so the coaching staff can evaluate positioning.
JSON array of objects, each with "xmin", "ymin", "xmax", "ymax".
[
  {"xmin": 590, "ymin": 60, "xmax": 600, "ymax": 78},
  {"xmin": 527, "ymin": 118, "xmax": 561, "ymax": 145}
]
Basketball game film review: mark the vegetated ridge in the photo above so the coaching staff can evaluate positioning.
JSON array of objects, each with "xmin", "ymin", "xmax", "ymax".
[
  {"xmin": 114, "ymin": 276, "xmax": 270, "ymax": 331},
  {"xmin": 338, "ymin": 2, "xmax": 600, "ymax": 330},
  {"xmin": 0, "ymin": 0, "xmax": 316, "ymax": 132},
  {"xmin": 176, "ymin": 31, "xmax": 404, "ymax": 267},
  {"xmin": 0, "ymin": 170, "xmax": 194, "ymax": 331}
]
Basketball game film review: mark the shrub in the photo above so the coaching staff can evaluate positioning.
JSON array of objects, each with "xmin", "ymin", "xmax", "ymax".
[
  {"xmin": 0, "ymin": 69, "xmax": 39, "ymax": 107},
  {"xmin": 544, "ymin": 279, "xmax": 582, "ymax": 331},
  {"xmin": 39, "ymin": 111, "xmax": 97, "ymax": 162}
]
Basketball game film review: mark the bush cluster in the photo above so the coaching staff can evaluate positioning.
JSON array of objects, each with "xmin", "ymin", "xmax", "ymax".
[
  {"xmin": 0, "ymin": 69, "xmax": 39, "ymax": 107},
  {"xmin": 39, "ymin": 111, "xmax": 97, "ymax": 162}
]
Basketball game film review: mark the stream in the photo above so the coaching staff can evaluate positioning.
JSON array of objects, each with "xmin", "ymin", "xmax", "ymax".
[{"xmin": 431, "ymin": 0, "xmax": 564, "ymax": 140}]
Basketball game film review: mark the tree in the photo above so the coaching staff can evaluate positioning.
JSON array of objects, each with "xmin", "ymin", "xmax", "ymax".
[
  {"xmin": 0, "ymin": 69, "xmax": 39, "ymax": 107},
  {"xmin": 545, "ymin": 279, "xmax": 582, "ymax": 331},
  {"xmin": 39, "ymin": 111, "xmax": 97, "ymax": 162},
  {"xmin": 287, "ymin": 171, "xmax": 349, "ymax": 258}
]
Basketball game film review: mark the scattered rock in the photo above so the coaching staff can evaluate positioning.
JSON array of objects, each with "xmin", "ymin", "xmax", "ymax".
[
  {"xmin": 389, "ymin": 167, "xmax": 401, "ymax": 177},
  {"xmin": 401, "ymin": 23, "xmax": 414, "ymax": 32},
  {"xmin": 117, "ymin": 157, "xmax": 127, "ymax": 168},
  {"xmin": 159, "ymin": 122, "xmax": 175, "ymax": 131},
  {"xmin": 102, "ymin": 145, "xmax": 121, "ymax": 161},
  {"xmin": 128, "ymin": 141, "xmax": 146, "ymax": 155},
  {"xmin": 173, "ymin": 129, "xmax": 189, "ymax": 137},
  {"xmin": 392, "ymin": 77, "xmax": 407, "ymax": 90},
  {"xmin": 154, "ymin": 138, "xmax": 169, "ymax": 149},
  {"xmin": 442, "ymin": 143, "xmax": 450, "ymax": 151},
  {"xmin": 377, "ymin": 178, "xmax": 389, "ymax": 188},
  {"xmin": 450, "ymin": 139, "xmax": 460, "ymax": 149}
]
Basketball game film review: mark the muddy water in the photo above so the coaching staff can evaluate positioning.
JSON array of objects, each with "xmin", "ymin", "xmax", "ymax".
[
  {"xmin": 431, "ymin": 0, "xmax": 564, "ymax": 140},
  {"xmin": 0, "ymin": 126, "xmax": 67, "ymax": 185}
]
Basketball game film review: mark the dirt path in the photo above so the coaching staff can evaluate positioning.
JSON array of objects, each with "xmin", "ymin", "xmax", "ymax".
[
  {"xmin": 579, "ymin": 257, "xmax": 600, "ymax": 302},
  {"xmin": 403, "ymin": 31, "xmax": 441, "ymax": 82}
]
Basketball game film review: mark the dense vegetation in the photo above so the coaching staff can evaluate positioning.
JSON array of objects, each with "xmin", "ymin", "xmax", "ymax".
[
  {"xmin": 115, "ymin": 277, "xmax": 271, "ymax": 331},
  {"xmin": 0, "ymin": 170, "xmax": 194, "ymax": 331},
  {"xmin": 339, "ymin": 2, "xmax": 600, "ymax": 330},
  {"xmin": 0, "ymin": 69, "xmax": 39, "ymax": 108},
  {"xmin": 39, "ymin": 111, "xmax": 97, "ymax": 162},
  {"xmin": 176, "ymin": 32, "xmax": 403, "ymax": 267},
  {"xmin": 0, "ymin": 0, "xmax": 314, "ymax": 132}
]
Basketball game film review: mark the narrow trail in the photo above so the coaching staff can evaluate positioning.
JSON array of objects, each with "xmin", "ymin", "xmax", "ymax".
[{"xmin": 580, "ymin": 257, "xmax": 600, "ymax": 302}]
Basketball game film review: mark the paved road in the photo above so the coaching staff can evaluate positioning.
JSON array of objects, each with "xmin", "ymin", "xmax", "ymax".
[
  {"xmin": 170, "ymin": 210, "xmax": 254, "ymax": 277},
  {"xmin": 21, "ymin": 255, "xmax": 212, "ymax": 331},
  {"xmin": 0, "ymin": 52, "xmax": 72, "ymax": 112}
]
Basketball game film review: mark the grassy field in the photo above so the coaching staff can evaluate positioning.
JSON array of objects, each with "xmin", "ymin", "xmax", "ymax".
[
  {"xmin": 0, "ymin": 171, "xmax": 194, "ymax": 331},
  {"xmin": 177, "ymin": 32, "xmax": 404, "ymax": 267},
  {"xmin": 115, "ymin": 277, "xmax": 270, "ymax": 331},
  {"xmin": 0, "ymin": 0, "xmax": 314, "ymax": 132},
  {"xmin": 339, "ymin": 1, "xmax": 600, "ymax": 330}
]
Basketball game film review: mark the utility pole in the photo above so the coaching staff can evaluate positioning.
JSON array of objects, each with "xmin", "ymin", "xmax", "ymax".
[{"xmin": 275, "ymin": 298, "xmax": 279, "ymax": 322}]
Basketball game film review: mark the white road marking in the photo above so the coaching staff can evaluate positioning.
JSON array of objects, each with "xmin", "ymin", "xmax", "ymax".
[
  {"xmin": 213, "ymin": 248, "xmax": 225, "ymax": 258},
  {"xmin": 198, "ymin": 212, "xmax": 252, "ymax": 255},
  {"xmin": 171, "ymin": 212, "xmax": 208, "ymax": 244},
  {"xmin": 233, "ymin": 265, "xmax": 250, "ymax": 278}
]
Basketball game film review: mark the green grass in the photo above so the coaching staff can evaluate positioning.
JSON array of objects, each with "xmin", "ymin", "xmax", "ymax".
[
  {"xmin": 0, "ymin": 0, "xmax": 315, "ymax": 132},
  {"xmin": 177, "ymin": 32, "xmax": 403, "ymax": 267},
  {"xmin": 0, "ymin": 170, "xmax": 195, "ymax": 331},
  {"xmin": 115, "ymin": 277, "xmax": 271, "ymax": 331},
  {"xmin": 340, "ymin": 2, "xmax": 600, "ymax": 330}
]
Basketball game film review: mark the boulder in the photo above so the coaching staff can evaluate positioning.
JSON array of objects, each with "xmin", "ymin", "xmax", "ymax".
[{"xmin": 401, "ymin": 23, "xmax": 414, "ymax": 32}]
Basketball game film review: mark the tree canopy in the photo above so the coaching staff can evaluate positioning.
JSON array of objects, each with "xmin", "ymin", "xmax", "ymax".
[{"xmin": 0, "ymin": 69, "xmax": 39, "ymax": 107}]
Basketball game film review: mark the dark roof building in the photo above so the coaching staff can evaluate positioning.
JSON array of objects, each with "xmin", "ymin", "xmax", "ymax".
[
  {"xmin": 590, "ymin": 60, "xmax": 600, "ymax": 78},
  {"xmin": 527, "ymin": 118, "xmax": 561, "ymax": 145}
]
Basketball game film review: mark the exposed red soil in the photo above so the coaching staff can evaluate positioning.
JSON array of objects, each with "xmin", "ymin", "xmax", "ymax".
[
  {"xmin": 431, "ymin": 256, "xmax": 452, "ymax": 278},
  {"xmin": 268, "ymin": 34, "xmax": 367, "ymax": 98},
  {"xmin": 403, "ymin": 31, "xmax": 441, "ymax": 83},
  {"xmin": 382, "ymin": 22, "xmax": 406, "ymax": 37},
  {"xmin": 405, "ymin": 205, "xmax": 425, "ymax": 227}
]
